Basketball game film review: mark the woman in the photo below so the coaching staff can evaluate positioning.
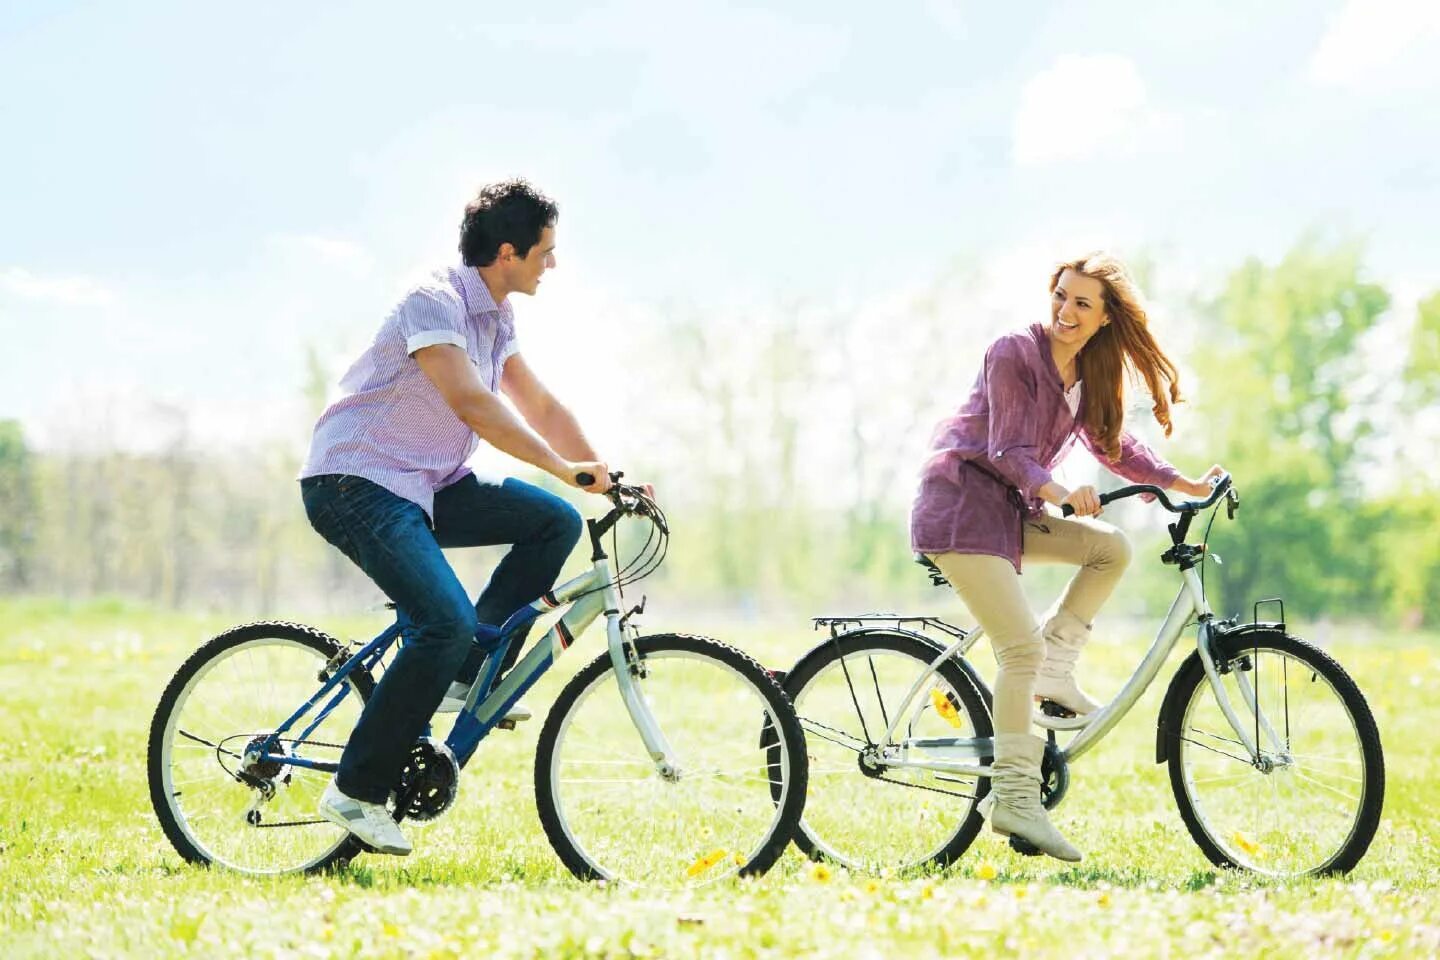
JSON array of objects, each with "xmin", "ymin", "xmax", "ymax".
[{"xmin": 910, "ymin": 252, "xmax": 1224, "ymax": 862}]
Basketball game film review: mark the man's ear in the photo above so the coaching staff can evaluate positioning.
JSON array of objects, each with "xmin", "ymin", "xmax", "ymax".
[{"xmin": 496, "ymin": 242, "xmax": 517, "ymax": 263}]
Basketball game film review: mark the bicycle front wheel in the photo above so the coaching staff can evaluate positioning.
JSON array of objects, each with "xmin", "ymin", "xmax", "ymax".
[
  {"xmin": 1164, "ymin": 630, "xmax": 1384, "ymax": 877},
  {"xmin": 147, "ymin": 622, "xmax": 372, "ymax": 875},
  {"xmin": 534, "ymin": 633, "xmax": 807, "ymax": 887}
]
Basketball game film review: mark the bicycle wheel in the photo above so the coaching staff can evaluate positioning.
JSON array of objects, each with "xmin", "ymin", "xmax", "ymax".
[
  {"xmin": 783, "ymin": 631, "xmax": 992, "ymax": 873},
  {"xmin": 148, "ymin": 621, "xmax": 373, "ymax": 875},
  {"xmin": 534, "ymin": 633, "xmax": 807, "ymax": 886},
  {"xmin": 1163, "ymin": 630, "xmax": 1384, "ymax": 877}
]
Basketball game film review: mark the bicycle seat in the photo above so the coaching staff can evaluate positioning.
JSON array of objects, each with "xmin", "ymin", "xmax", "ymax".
[{"xmin": 914, "ymin": 554, "xmax": 951, "ymax": 588}]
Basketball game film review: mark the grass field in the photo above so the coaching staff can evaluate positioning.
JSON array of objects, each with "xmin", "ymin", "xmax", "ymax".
[{"xmin": 1, "ymin": 597, "xmax": 1437, "ymax": 958}]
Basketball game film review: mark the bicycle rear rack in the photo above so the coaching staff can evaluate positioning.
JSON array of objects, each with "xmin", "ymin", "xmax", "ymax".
[{"xmin": 811, "ymin": 615, "xmax": 969, "ymax": 641}]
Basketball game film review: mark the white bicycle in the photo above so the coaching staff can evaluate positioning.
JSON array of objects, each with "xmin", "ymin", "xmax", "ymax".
[{"xmin": 780, "ymin": 474, "xmax": 1384, "ymax": 877}]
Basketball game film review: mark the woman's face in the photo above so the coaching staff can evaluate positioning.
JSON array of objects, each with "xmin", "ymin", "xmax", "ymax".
[{"xmin": 1049, "ymin": 269, "xmax": 1109, "ymax": 350}]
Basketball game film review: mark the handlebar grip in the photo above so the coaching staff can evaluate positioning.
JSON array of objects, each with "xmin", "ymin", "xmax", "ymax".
[
  {"xmin": 576, "ymin": 472, "xmax": 595, "ymax": 487},
  {"xmin": 1061, "ymin": 504, "xmax": 1074, "ymax": 517}
]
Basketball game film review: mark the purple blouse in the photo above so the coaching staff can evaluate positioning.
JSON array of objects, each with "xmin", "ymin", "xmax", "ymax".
[{"xmin": 910, "ymin": 323, "xmax": 1181, "ymax": 572}]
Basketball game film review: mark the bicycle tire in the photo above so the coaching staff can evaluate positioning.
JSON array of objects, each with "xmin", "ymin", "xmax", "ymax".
[
  {"xmin": 148, "ymin": 621, "xmax": 374, "ymax": 875},
  {"xmin": 534, "ymin": 633, "xmax": 808, "ymax": 885},
  {"xmin": 782, "ymin": 630, "xmax": 993, "ymax": 872},
  {"xmin": 1161, "ymin": 630, "xmax": 1384, "ymax": 876}
]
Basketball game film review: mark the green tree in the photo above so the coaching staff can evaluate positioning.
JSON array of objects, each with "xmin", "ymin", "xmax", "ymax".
[
  {"xmin": 0, "ymin": 420, "xmax": 36, "ymax": 590},
  {"xmin": 1186, "ymin": 238, "xmax": 1390, "ymax": 617}
]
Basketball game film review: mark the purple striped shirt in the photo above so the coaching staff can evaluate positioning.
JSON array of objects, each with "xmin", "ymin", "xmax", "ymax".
[{"xmin": 299, "ymin": 265, "xmax": 519, "ymax": 518}]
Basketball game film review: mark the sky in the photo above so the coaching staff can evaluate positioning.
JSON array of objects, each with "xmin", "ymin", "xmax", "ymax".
[{"xmin": 2, "ymin": 0, "xmax": 1439, "ymax": 461}]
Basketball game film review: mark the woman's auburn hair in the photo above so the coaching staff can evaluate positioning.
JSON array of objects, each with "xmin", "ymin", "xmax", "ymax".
[{"xmin": 1051, "ymin": 252, "xmax": 1182, "ymax": 463}]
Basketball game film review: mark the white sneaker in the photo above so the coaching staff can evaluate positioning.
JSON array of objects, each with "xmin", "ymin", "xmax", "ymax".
[
  {"xmin": 436, "ymin": 681, "xmax": 533, "ymax": 723},
  {"xmin": 317, "ymin": 779, "xmax": 411, "ymax": 856}
]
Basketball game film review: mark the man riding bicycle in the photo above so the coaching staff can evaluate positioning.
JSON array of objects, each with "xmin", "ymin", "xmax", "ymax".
[{"xmin": 298, "ymin": 179, "xmax": 620, "ymax": 855}]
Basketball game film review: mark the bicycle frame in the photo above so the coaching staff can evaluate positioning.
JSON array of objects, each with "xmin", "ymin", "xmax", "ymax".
[
  {"xmin": 872, "ymin": 564, "xmax": 1271, "ymax": 778},
  {"xmin": 248, "ymin": 556, "xmax": 678, "ymax": 778}
]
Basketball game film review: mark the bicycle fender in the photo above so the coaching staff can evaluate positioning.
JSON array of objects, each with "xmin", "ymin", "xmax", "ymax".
[
  {"xmin": 784, "ymin": 627, "xmax": 993, "ymax": 712},
  {"xmin": 1154, "ymin": 622, "xmax": 1288, "ymax": 764}
]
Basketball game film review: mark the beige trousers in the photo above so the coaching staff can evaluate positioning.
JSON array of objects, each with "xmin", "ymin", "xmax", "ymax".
[{"xmin": 928, "ymin": 515, "xmax": 1132, "ymax": 736}]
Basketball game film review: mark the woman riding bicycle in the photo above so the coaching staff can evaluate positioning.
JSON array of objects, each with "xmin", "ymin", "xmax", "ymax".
[{"xmin": 910, "ymin": 252, "xmax": 1224, "ymax": 862}]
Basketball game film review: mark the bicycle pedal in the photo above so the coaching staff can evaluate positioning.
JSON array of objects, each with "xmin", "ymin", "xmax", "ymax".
[
  {"xmin": 497, "ymin": 719, "xmax": 517, "ymax": 731},
  {"xmin": 1008, "ymin": 835, "xmax": 1043, "ymax": 857},
  {"xmin": 1038, "ymin": 699, "xmax": 1077, "ymax": 719}
]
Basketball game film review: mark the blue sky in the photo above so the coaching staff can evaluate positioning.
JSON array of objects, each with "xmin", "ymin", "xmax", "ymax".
[{"xmin": 3, "ymin": 0, "xmax": 1438, "ymax": 456}]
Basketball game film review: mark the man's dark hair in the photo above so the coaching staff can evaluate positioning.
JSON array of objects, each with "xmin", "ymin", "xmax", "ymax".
[{"xmin": 459, "ymin": 179, "xmax": 558, "ymax": 267}]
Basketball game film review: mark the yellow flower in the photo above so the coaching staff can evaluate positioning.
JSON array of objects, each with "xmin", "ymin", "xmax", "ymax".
[
  {"xmin": 931, "ymin": 688, "xmax": 964, "ymax": 728},
  {"xmin": 1231, "ymin": 830, "xmax": 1261, "ymax": 857},
  {"xmin": 863, "ymin": 879, "xmax": 882, "ymax": 895},
  {"xmin": 920, "ymin": 883, "xmax": 936, "ymax": 900},
  {"xmin": 1380, "ymin": 930, "xmax": 1394, "ymax": 943},
  {"xmin": 686, "ymin": 848, "xmax": 730, "ymax": 878},
  {"xmin": 809, "ymin": 862, "xmax": 833, "ymax": 883},
  {"xmin": 382, "ymin": 922, "xmax": 401, "ymax": 938},
  {"xmin": 976, "ymin": 862, "xmax": 997, "ymax": 881},
  {"xmin": 1014, "ymin": 886, "xmax": 1028, "ymax": 900},
  {"xmin": 1097, "ymin": 893, "xmax": 1111, "ymax": 907}
]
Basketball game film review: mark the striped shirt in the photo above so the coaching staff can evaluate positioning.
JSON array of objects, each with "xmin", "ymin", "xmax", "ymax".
[{"xmin": 299, "ymin": 265, "xmax": 519, "ymax": 518}]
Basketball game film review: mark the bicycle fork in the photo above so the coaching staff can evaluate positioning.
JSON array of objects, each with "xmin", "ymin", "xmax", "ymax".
[
  {"xmin": 600, "ymin": 580, "xmax": 682, "ymax": 780},
  {"xmin": 1190, "ymin": 570, "xmax": 1290, "ymax": 770}
]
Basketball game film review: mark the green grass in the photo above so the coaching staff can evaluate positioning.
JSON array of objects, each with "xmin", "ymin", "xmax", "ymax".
[{"xmin": 1, "ymin": 597, "xmax": 1437, "ymax": 958}]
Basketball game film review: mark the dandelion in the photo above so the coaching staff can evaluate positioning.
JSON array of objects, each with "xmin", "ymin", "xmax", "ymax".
[
  {"xmin": 976, "ymin": 862, "xmax": 998, "ymax": 881},
  {"xmin": 1230, "ymin": 830, "xmax": 1261, "ymax": 857},
  {"xmin": 930, "ymin": 688, "xmax": 964, "ymax": 728},
  {"xmin": 1014, "ymin": 886, "xmax": 1028, "ymax": 900},
  {"xmin": 1380, "ymin": 929, "xmax": 1394, "ymax": 943},
  {"xmin": 685, "ymin": 849, "xmax": 730, "ymax": 878},
  {"xmin": 382, "ymin": 922, "xmax": 402, "ymax": 938},
  {"xmin": 809, "ymin": 862, "xmax": 833, "ymax": 883},
  {"xmin": 863, "ymin": 879, "xmax": 882, "ymax": 895},
  {"xmin": 920, "ymin": 883, "xmax": 936, "ymax": 900},
  {"xmin": 1097, "ymin": 893, "xmax": 1111, "ymax": 907}
]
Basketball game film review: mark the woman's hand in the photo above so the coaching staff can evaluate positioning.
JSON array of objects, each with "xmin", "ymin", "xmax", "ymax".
[
  {"xmin": 1060, "ymin": 484, "xmax": 1104, "ymax": 517},
  {"xmin": 1172, "ymin": 464, "xmax": 1226, "ymax": 499}
]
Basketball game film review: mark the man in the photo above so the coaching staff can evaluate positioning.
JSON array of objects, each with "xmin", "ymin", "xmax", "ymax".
[{"xmin": 299, "ymin": 179, "xmax": 613, "ymax": 855}]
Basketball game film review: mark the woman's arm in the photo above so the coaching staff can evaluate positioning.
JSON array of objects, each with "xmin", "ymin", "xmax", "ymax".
[
  {"xmin": 983, "ymin": 338, "xmax": 1055, "ymax": 499},
  {"xmin": 1081, "ymin": 428, "xmax": 1223, "ymax": 497}
]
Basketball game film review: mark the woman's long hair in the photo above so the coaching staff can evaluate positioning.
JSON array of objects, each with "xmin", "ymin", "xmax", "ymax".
[{"xmin": 1052, "ymin": 253, "xmax": 1182, "ymax": 462}]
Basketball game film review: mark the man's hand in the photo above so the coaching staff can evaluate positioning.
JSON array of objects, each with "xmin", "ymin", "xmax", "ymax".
[
  {"xmin": 565, "ymin": 462, "xmax": 613, "ymax": 494},
  {"xmin": 1060, "ymin": 484, "xmax": 1104, "ymax": 517}
]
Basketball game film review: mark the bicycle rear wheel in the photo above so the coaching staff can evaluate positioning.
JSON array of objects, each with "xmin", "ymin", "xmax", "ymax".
[
  {"xmin": 147, "ymin": 622, "xmax": 372, "ymax": 875},
  {"xmin": 783, "ymin": 631, "xmax": 992, "ymax": 873},
  {"xmin": 534, "ymin": 633, "xmax": 807, "ymax": 886},
  {"xmin": 1163, "ymin": 630, "xmax": 1384, "ymax": 876}
]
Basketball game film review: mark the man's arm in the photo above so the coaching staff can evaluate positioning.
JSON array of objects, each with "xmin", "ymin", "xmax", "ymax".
[
  {"xmin": 413, "ymin": 344, "xmax": 609, "ymax": 492},
  {"xmin": 499, "ymin": 352, "xmax": 599, "ymax": 462}
]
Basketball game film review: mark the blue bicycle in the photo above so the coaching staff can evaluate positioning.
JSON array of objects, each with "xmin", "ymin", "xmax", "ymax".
[{"xmin": 147, "ymin": 476, "xmax": 808, "ymax": 884}]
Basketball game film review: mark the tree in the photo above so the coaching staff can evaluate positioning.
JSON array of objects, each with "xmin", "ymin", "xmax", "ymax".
[
  {"xmin": 0, "ymin": 420, "xmax": 36, "ymax": 590},
  {"xmin": 1185, "ymin": 237, "xmax": 1390, "ymax": 617}
]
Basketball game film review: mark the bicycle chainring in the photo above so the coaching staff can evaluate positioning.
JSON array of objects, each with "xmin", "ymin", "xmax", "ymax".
[{"xmin": 395, "ymin": 737, "xmax": 459, "ymax": 821}]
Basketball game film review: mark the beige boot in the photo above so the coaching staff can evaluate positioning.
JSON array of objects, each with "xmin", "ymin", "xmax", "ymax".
[
  {"xmin": 977, "ymin": 733, "xmax": 1082, "ymax": 862},
  {"xmin": 1034, "ymin": 606, "xmax": 1102, "ymax": 715}
]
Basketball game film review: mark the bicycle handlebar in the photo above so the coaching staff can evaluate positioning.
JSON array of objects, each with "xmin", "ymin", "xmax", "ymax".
[{"xmin": 1060, "ymin": 472, "xmax": 1233, "ymax": 517}]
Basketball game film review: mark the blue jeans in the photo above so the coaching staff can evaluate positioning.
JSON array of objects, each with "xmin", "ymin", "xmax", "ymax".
[{"xmin": 301, "ymin": 473, "xmax": 583, "ymax": 803}]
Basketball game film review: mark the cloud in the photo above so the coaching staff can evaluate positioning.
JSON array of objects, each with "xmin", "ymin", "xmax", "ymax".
[
  {"xmin": 268, "ymin": 234, "xmax": 374, "ymax": 272},
  {"xmin": 0, "ymin": 266, "xmax": 117, "ymax": 306},
  {"xmin": 1012, "ymin": 55, "xmax": 1180, "ymax": 166},
  {"xmin": 1309, "ymin": 0, "xmax": 1440, "ymax": 92}
]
